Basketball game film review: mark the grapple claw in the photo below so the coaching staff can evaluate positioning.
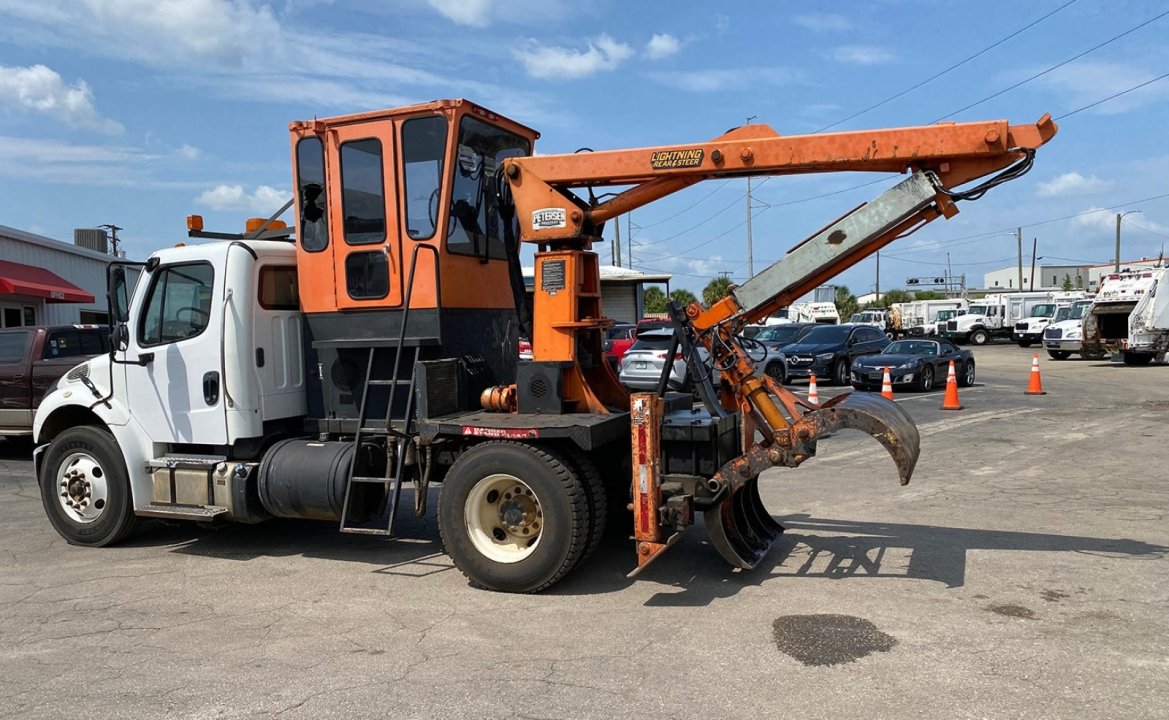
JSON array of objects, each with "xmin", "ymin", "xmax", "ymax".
[{"xmin": 703, "ymin": 392, "xmax": 920, "ymax": 569}]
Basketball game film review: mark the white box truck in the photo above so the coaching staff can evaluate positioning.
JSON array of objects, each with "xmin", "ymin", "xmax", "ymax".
[
  {"xmin": 942, "ymin": 291, "xmax": 1058, "ymax": 345},
  {"xmin": 1011, "ymin": 291, "xmax": 1088, "ymax": 346}
]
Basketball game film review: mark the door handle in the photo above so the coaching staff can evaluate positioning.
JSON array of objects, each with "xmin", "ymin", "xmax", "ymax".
[{"xmin": 203, "ymin": 371, "xmax": 220, "ymax": 405}]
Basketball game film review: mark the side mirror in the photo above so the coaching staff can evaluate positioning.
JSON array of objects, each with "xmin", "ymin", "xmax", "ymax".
[
  {"xmin": 114, "ymin": 323, "xmax": 129, "ymax": 352},
  {"xmin": 108, "ymin": 265, "xmax": 130, "ymax": 323}
]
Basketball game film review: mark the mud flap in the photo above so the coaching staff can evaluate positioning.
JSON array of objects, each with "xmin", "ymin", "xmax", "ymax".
[{"xmin": 704, "ymin": 392, "xmax": 920, "ymax": 569}]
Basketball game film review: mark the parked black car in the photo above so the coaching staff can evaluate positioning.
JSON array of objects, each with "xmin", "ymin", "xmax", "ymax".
[
  {"xmin": 782, "ymin": 324, "xmax": 889, "ymax": 385},
  {"xmin": 750, "ymin": 323, "xmax": 816, "ymax": 383},
  {"xmin": 851, "ymin": 338, "xmax": 975, "ymax": 392}
]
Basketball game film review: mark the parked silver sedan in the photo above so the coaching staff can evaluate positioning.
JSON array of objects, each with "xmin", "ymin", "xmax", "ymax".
[{"xmin": 618, "ymin": 329, "xmax": 717, "ymax": 392}]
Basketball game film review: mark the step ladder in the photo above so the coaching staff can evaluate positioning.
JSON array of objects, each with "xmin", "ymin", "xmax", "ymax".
[{"xmin": 337, "ymin": 242, "xmax": 442, "ymax": 537}]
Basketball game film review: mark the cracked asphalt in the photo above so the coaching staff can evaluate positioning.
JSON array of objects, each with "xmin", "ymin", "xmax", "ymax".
[{"xmin": 2, "ymin": 344, "xmax": 1167, "ymax": 719}]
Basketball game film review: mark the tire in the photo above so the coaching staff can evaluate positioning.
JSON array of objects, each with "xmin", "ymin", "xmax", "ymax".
[
  {"xmin": 1122, "ymin": 351, "xmax": 1154, "ymax": 366},
  {"xmin": 1018, "ymin": 340, "xmax": 1033, "ymax": 348},
  {"xmin": 970, "ymin": 329, "xmax": 990, "ymax": 346},
  {"xmin": 763, "ymin": 360, "xmax": 786, "ymax": 384},
  {"xmin": 556, "ymin": 447, "xmax": 607, "ymax": 567},
  {"xmin": 958, "ymin": 360, "xmax": 976, "ymax": 388},
  {"xmin": 916, "ymin": 364, "xmax": 935, "ymax": 392},
  {"xmin": 438, "ymin": 441, "xmax": 589, "ymax": 593},
  {"xmin": 40, "ymin": 426, "xmax": 137, "ymax": 547},
  {"xmin": 831, "ymin": 358, "xmax": 850, "ymax": 386},
  {"xmin": 1047, "ymin": 350, "xmax": 1071, "ymax": 360}
]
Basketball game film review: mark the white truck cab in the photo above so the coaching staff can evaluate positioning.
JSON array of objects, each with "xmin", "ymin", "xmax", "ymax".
[
  {"xmin": 1083, "ymin": 266, "xmax": 1169, "ymax": 365},
  {"xmin": 1042, "ymin": 299, "xmax": 1096, "ymax": 359},
  {"xmin": 34, "ymin": 240, "xmax": 305, "ymax": 535}
]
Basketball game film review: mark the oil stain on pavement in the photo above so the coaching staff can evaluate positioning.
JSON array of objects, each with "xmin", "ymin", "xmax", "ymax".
[
  {"xmin": 771, "ymin": 614, "xmax": 897, "ymax": 666},
  {"xmin": 986, "ymin": 604, "xmax": 1035, "ymax": 619}
]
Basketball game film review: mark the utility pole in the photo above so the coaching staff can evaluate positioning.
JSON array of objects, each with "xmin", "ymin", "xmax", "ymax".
[
  {"xmin": 745, "ymin": 114, "xmax": 756, "ymax": 278},
  {"xmin": 627, "ymin": 212, "xmax": 633, "ymax": 269},
  {"xmin": 946, "ymin": 252, "xmax": 953, "ymax": 297},
  {"xmin": 1016, "ymin": 226, "xmax": 1023, "ymax": 290},
  {"xmin": 613, "ymin": 214, "xmax": 622, "ymax": 267},
  {"xmin": 1029, "ymin": 237, "xmax": 1038, "ymax": 290},
  {"xmin": 1115, "ymin": 211, "xmax": 1141, "ymax": 272},
  {"xmin": 98, "ymin": 223, "xmax": 122, "ymax": 257}
]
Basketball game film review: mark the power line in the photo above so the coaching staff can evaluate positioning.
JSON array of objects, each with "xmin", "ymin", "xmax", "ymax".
[
  {"xmin": 634, "ymin": 180, "xmax": 732, "ymax": 230},
  {"xmin": 935, "ymin": 8, "xmax": 1169, "ymax": 121},
  {"xmin": 816, "ymin": 0, "xmax": 1079, "ymax": 132},
  {"xmin": 1055, "ymin": 70, "xmax": 1169, "ymax": 120}
]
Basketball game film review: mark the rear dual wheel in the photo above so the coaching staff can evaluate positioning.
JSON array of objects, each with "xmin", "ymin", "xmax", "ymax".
[{"xmin": 438, "ymin": 441, "xmax": 604, "ymax": 593}]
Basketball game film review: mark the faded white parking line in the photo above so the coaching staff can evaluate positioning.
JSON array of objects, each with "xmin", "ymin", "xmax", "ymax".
[{"xmin": 811, "ymin": 408, "xmax": 1040, "ymax": 466}]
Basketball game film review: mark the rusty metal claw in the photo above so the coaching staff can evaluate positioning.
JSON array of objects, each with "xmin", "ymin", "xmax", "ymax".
[{"xmin": 792, "ymin": 391, "xmax": 920, "ymax": 485}]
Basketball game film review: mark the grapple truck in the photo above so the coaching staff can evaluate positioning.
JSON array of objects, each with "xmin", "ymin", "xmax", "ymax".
[{"xmin": 33, "ymin": 99, "xmax": 1056, "ymax": 591}]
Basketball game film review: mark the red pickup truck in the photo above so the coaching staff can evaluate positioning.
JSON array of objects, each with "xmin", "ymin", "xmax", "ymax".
[{"xmin": 0, "ymin": 326, "xmax": 110, "ymax": 439}]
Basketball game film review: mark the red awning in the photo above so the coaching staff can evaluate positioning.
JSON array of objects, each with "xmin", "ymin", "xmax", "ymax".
[{"xmin": 0, "ymin": 259, "xmax": 96, "ymax": 304}]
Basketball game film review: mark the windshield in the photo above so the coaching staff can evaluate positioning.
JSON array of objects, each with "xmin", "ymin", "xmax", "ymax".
[
  {"xmin": 447, "ymin": 115, "xmax": 530, "ymax": 260},
  {"xmin": 885, "ymin": 340, "xmax": 937, "ymax": 355},
  {"xmin": 1053, "ymin": 307, "xmax": 1071, "ymax": 322},
  {"xmin": 936, "ymin": 310, "xmax": 957, "ymax": 321},
  {"xmin": 1069, "ymin": 303, "xmax": 1088, "ymax": 320},
  {"xmin": 755, "ymin": 325, "xmax": 807, "ymax": 345},
  {"xmin": 968, "ymin": 305, "xmax": 989, "ymax": 315},
  {"xmin": 797, "ymin": 325, "xmax": 850, "ymax": 344},
  {"xmin": 1030, "ymin": 303, "xmax": 1056, "ymax": 318}
]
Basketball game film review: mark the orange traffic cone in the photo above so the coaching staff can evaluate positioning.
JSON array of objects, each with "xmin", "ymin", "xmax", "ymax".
[
  {"xmin": 1025, "ymin": 352, "xmax": 1046, "ymax": 395},
  {"xmin": 807, "ymin": 373, "xmax": 820, "ymax": 406},
  {"xmin": 941, "ymin": 360, "xmax": 964, "ymax": 410},
  {"xmin": 881, "ymin": 366, "xmax": 895, "ymax": 400}
]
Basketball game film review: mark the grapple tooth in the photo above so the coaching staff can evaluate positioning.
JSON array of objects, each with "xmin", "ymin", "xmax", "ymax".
[
  {"xmin": 798, "ymin": 391, "xmax": 920, "ymax": 485},
  {"xmin": 704, "ymin": 477, "xmax": 784, "ymax": 569}
]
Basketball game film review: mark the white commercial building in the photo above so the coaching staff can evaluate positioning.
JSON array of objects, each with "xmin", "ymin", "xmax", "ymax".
[
  {"xmin": 0, "ymin": 225, "xmax": 138, "ymax": 328},
  {"xmin": 983, "ymin": 264, "xmax": 1088, "ymax": 291}
]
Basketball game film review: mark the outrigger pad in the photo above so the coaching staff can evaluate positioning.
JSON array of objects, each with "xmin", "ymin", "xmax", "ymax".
[{"xmin": 703, "ymin": 392, "xmax": 920, "ymax": 569}]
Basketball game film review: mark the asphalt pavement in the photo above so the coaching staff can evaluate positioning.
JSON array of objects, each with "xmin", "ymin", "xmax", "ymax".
[{"xmin": 1, "ymin": 343, "xmax": 1167, "ymax": 719}]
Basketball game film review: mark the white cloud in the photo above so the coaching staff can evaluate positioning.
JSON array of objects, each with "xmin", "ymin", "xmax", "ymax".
[
  {"xmin": 1037, "ymin": 60, "xmax": 1169, "ymax": 116},
  {"xmin": 830, "ymin": 45, "xmax": 897, "ymax": 66},
  {"xmin": 645, "ymin": 33, "xmax": 681, "ymax": 60},
  {"xmin": 197, "ymin": 184, "xmax": 288, "ymax": 213},
  {"xmin": 0, "ymin": 64, "xmax": 123, "ymax": 134},
  {"xmin": 514, "ymin": 34, "xmax": 634, "ymax": 80},
  {"xmin": 793, "ymin": 13, "xmax": 852, "ymax": 32},
  {"xmin": 649, "ymin": 67, "xmax": 800, "ymax": 93},
  {"xmin": 177, "ymin": 143, "xmax": 201, "ymax": 160},
  {"xmin": 1036, "ymin": 172, "xmax": 1111, "ymax": 198},
  {"xmin": 427, "ymin": 0, "xmax": 491, "ymax": 26},
  {"xmin": 1074, "ymin": 207, "xmax": 1169, "ymax": 236},
  {"xmin": 0, "ymin": 134, "xmax": 168, "ymax": 185}
]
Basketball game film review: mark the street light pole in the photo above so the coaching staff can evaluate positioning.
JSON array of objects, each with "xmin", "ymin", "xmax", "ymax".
[{"xmin": 1116, "ymin": 211, "xmax": 1142, "ymax": 272}]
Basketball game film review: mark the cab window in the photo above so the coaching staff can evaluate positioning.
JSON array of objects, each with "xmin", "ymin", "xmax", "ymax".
[
  {"xmin": 402, "ymin": 116, "xmax": 447, "ymax": 240},
  {"xmin": 0, "ymin": 331, "xmax": 29, "ymax": 364},
  {"xmin": 138, "ymin": 263, "xmax": 215, "ymax": 347},
  {"xmin": 259, "ymin": 266, "xmax": 299, "ymax": 310},
  {"xmin": 340, "ymin": 138, "xmax": 386, "ymax": 245},
  {"xmin": 296, "ymin": 137, "xmax": 328, "ymax": 252},
  {"xmin": 447, "ymin": 115, "xmax": 530, "ymax": 260}
]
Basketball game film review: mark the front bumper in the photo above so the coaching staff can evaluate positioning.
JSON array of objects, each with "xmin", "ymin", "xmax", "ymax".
[
  {"xmin": 1044, "ymin": 339, "xmax": 1082, "ymax": 352},
  {"xmin": 785, "ymin": 360, "xmax": 833, "ymax": 379},
  {"xmin": 1013, "ymin": 331, "xmax": 1044, "ymax": 342},
  {"xmin": 851, "ymin": 367, "xmax": 916, "ymax": 386}
]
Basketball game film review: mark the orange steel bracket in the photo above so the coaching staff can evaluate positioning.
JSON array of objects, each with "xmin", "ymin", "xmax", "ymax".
[{"xmin": 628, "ymin": 393, "xmax": 684, "ymax": 577}]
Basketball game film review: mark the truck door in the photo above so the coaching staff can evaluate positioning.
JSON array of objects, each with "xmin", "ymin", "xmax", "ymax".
[
  {"xmin": 121, "ymin": 258, "xmax": 228, "ymax": 445},
  {"xmin": 328, "ymin": 122, "xmax": 403, "ymax": 310}
]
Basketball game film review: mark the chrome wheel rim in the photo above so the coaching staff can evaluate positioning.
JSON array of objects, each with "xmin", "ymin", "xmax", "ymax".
[
  {"xmin": 55, "ymin": 451, "xmax": 109, "ymax": 524},
  {"xmin": 465, "ymin": 474, "xmax": 543, "ymax": 564},
  {"xmin": 965, "ymin": 363, "xmax": 975, "ymax": 384}
]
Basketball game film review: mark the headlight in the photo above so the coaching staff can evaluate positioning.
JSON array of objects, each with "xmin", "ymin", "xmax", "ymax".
[
  {"xmin": 897, "ymin": 361, "xmax": 916, "ymax": 370},
  {"xmin": 815, "ymin": 352, "xmax": 835, "ymax": 361},
  {"xmin": 1066, "ymin": 329, "xmax": 1081, "ymax": 339}
]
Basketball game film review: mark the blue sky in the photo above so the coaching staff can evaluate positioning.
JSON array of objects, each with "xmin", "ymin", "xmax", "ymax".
[{"xmin": 1, "ymin": 0, "xmax": 1167, "ymax": 296}]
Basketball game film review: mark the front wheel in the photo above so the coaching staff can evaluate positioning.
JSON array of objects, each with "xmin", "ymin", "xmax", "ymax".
[
  {"xmin": 40, "ymin": 426, "xmax": 137, "ymax": 547},
  {"xmin": 438, "ymin": 441, "xmax": 589, "ymax": 593},
  {"xmin": 1017, "ymin": 339, "xmax": 1033, "ymax": 348},
  {"xmin": 831, "ymin": 358, "xmax": 850, "ymax": 386},
  {"xmin": 970, "ymin": 329, "xmax": 990, "ymax": 346},
  {"xmin": 917, "ymin": 364, "xmax": 935, "ymax": 392},
  {"xmin": 1047, "ymin": 350, "xmax": 1071, "ymax": 360},
  {"xmin": 958, "ymin": 360, "xmax": 976, "ymax": 387},
  {"xmin": 763, "ymin": 360, "xmax": 786, "ymax": 384}
]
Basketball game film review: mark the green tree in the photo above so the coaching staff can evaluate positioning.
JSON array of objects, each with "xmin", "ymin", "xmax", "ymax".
[
  {"xmin": 669, "ymin": 288, "xmax": 699, "ymax": 307},
  {"xmin": 702, "ymin": 276, "xmax": 734, "ymax": 307},
  {"xmin": 834, "ymin": 285, "xmax": 859, "ymax": 320},
  {"xmin": 643, "ymin": 286, "xmax": 667, "ymax": 314},
  {"xmin": 1062, "ymin": 273, "xmax": 1074, "ymax": 291},
  {"xmin": 878, "ymin": 289, "xmax": 913, "ymax": 307},
  {"xmin": 913, "ymin": 290, "xmax": 945, "ymax": 300}
]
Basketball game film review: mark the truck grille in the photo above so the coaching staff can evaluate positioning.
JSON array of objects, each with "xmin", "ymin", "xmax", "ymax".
[
  {"xmin": 1044, "ymin": 327, "xmax": 1062, "ymax": 340},
  {"xmin": 947, "ymin": 320, "xmax": 958, "ymax": 331},
  {"xmin": 1014, "ymin": 322, "xmax": 1029, "ymax": 331}
]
